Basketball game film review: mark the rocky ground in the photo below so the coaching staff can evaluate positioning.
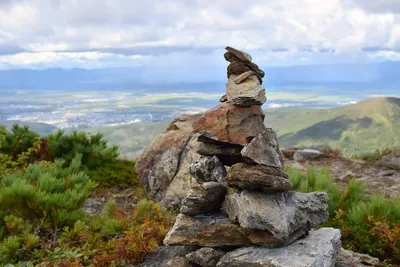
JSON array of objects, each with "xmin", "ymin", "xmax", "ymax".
[{"xmin": 285, "ymin": 151, "xmax": 400, "ymax": 198}]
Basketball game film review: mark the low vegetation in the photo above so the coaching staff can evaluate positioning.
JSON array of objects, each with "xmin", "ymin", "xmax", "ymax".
[
  {"xmin": 0, "ymin": 124, "xmax": 170, "ymax": 266},
  {"xmin": 287, "ymin": 167, "xmax": 400, "ymax": 265}
]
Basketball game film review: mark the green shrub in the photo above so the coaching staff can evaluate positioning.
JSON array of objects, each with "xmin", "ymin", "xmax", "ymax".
[
  {"xmin": 0, "ymin": 125, "xmax": 39, "ymax": 159},
  {"xmin": 87, "ymin": 159, "xmax": 139, "ymax": 188},
  {"xmin": 288, "ymin": 167, "xmax": 400, "ymax": 263},
  {"xmin": 46, "ymin": 130, "xmax": 119, "ymax": 169}
]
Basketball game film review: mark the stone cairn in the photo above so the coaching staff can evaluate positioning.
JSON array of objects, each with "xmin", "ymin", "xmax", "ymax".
[{"xmin": 145, "ymin": 47, "xmax": 342, "ymax": 267}]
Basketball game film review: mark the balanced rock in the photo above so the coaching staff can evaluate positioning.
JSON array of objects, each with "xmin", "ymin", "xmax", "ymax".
[
  {"xmin": 242, "ymin": 129, "xmax": 284, "ymax": 168},
  {"xmin": 163, "ymin": 213, "xmax": 253, "ymax": 247},
  {"xmin": 189, "ymin": 156, "xmax": 227, "ymax": 184},
  {"xmin": 135, "ymin": 114, "xmax": 202, "ymax": 205},
  {"xmin": 226, "ymin": 74, "xmax": 266, "ymax": 107},
  {"xmin": 293, "ymin": 149, "xmax": 323, "ymax": 162},
  {"xmin": 186, "ymin": 247, "xmax": 225, "ymax": 267},
  {"xmin": 193, "ymin": 102, "xmax": 266, "ymax": 146},
  {"xmin": 180, "ymin": 182, "xmax": 227, "ymax": 215},
  {"xmin": 225, "ymin": 46, "xmax": 252, "ymax": 62},
  {"xmin": 227, "ymin": 163, "xmax": 292, "ymax": 193},
  {"xmin": 223, "ymin": 190, "xmax": 329, "ymax": 246},
  {"xmin": 217, "ymin": 228, "xmax": 341, "ymax": 267},
  {"xmin": 233, "ymin": 70, "xmax": 253, "ymax": 84}
]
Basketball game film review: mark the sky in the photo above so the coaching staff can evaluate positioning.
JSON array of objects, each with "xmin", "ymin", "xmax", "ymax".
[{"xmin": 1, "ymin": 0, "xmax": 400, "ymax": 71}]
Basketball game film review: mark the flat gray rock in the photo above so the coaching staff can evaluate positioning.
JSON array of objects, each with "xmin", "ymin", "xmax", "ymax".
[
  {"xmin": 293, "ymin": 149, "xmax": 323, "ymax": 162},
  {"xmin": 186, "ymin": 247, "xmax": 225, "ymax": 267},
  {"xmin": 163, "ymin": 213, "xmax": 253, "ymax": 247},
  {"xmin": 135, "ymin": 246, "xmax": 197, "ymax": 267},
  {"xmin": 227, "ymin": 163, "xmax": 292, "ymax": 193},
  {"xmin": 226, "ymin": 74, "xmax": 266, "ymax": 107},
  {"xmin": 217, "ymin": 228, "xmax": 341, "ymax": 267},
  {"xmin": 189, "ymin": 156, "xmax": 227, "ymax": 184},
  {"xmin": 242, "ymin": 129, "xmax": 284, "ymax": 168},
  {"xmin": 223, "ymin": 190, "xmax": 329, "ymax": 246},
  {"xmin": 197, "ymin": 140, "xmax": 244, "ymax": 166},
  {"xmin": 180, "ymin": 182, "xmax": 227, "ymax": 215}
]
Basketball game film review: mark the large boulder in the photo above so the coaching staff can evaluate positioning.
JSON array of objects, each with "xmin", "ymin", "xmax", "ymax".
[
  {"xmin": 135, "ymin": 114, "xmax": 202, "ymax": 207},
  {"xmin": 163, "ymin": 213, "xmax": 253, "ymax": 247},
  {"xmin": 293, "ymin": 149, "xmax": 323, "ymax": 162},
  {"xmin": 217, "ymin": 228, "xmax": 341, "ymax": 267},
  {"xmin": 223, "ymin": 190, "xmax": 329, "ymax": 247},
  {"xmin": 186, "ymin": 247, "xmax": 225, "ymax": 267},
  {"xmin": 226, "ymin": 74, "xmax": 266, "ymax": 107},
  {"xmin": 227, "ymin": 163, "xmax": 292, "ymax": 193},
  {"xmin": 242, "ymin": 129, "xmax": 284, "ymax": 168},
  {"xmin": 189, "ymin": 156, "xmax": 227, "ymax": 184},
  {"xmin": 180, "ymin": 182, "xmax": 227, "ymax": 215},
  {"xmin": 193, "ymin": 102, "xmax": 266, "ymax": 146}
]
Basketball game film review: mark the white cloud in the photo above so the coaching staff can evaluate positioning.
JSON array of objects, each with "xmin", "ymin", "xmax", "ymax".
[{"xmin": 1, "ymin": 0, "xmax": 400, "ymax": 69}]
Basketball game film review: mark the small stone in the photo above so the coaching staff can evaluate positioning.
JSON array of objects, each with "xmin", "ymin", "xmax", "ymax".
[
  {"xmin": 225, "ymin": 46, "xmax": 253, "ymax": 62},
  {"xmin": 226, "ymin": 74, "xmax": 266, "ymax": 107},
  {"xmin": 233, "ymin": 70, "xmax": 253, "ymax": 84},
  {"xmin": 163, "ymin": 213, "xmax": 253, "ymax": 247},
  {"xmin": 336, "ymin": 248, "xmax": 380, "ymax": 267},
  {"xmin": 242, "ymin": 129, "xmax": 283, "ymax": 168},
  {"xmin": 180, "ymin": 182, "xmax": 227, "ymax": 215},
  {"xmin": 223, "ymin": 190, "xmax": 329, "ymax": 246},
  {"xmin": 220, "ymin": 94, "xmax": 228, "ymax": 102},
  {"xmin": 293, "ymin": 149, "xmax": 323, "ymax": 162},
  {"xmin": 217, "ymin": 228, "xmax": 341, "ymax": 267},
  {"xmin": 227, "ymin": 163, "xmax": 292, "ymax": 193},
  {"xmin": 139, "ymin": 246, "xmax": 198, "ymax": 267},
  {"xmin": 186, "ymin": 247, "xmax": 225, "ymax": 267},
  {"xmin": 166, "ymin": 257, "xmax": 195, "ymax": 267},
  {"xmin": 189, "ymin": 156, "xmax": 227, "ymax": 184}
]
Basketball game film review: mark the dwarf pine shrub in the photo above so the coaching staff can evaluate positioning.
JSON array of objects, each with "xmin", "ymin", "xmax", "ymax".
[{"xmin": 287, "ymin": 167, "xmax": 400, "ymax": 263}]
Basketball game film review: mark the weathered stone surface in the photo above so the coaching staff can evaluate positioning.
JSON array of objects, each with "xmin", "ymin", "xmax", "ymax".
[
  {"xmin": 336, "ymin": 248, "xmax": 380, "ymax": 267},
  {"xmin": 227, "ymin": 163, "xmax": 292, "ymax": 193},
  {"xmin": 233, "ymin": 70, "xmax": 253, "ymax": 84},
  {"xmin": 223, "ymin": 190, "xmax": 329, "ymax": 246},
  {"xmin": 189, "ymin": 156, "xmax": 227, "ymax": 184},
  {"xmin": 186, "ymin": 247, "xmax": 225, "ymax": 267},
  {"xmin": 180, "ymin": 182, "xmax": 227, "ymax": 215},
  {"xmin": 226, "ymin": 74, "xmax": 266, "ymax": 107},
  {"xmin": 242, "ymin": 129, "xmax": 284, "ymax": 168},
  {"xmin": 135, "ymin": 246, "xmax": 197, "ymax": 267},
  {"xmin": 197, "ymin": 140, "xmax": 243, "ymax": 166},
  {"xmin": 193, "ymin": 102, "xmax": 266, "ymax": 146},
  {"xmin": 163, "ymin": 213, "xmax": 253, "ymax": 247},
  {"xmin": 217, "ymin": 228, "xmax": 341, "ymax": 267},
  {"xmin": 136, "ymin": 113, "xmax": 202, "ymax": 204},
  {"xmin": 163, "ymin": 133, "xmax": 203, "ymax": 207},
  {"xmin": 378, "ymin": 150, "xmax": 400, "ymax": 169},
  {"xmin": 293, "ymin": 149, "xmax": 323, "ymax": 162},
  {"xmin": 166, "ymin": 257, "xmax": 195, "ymax": 267}
]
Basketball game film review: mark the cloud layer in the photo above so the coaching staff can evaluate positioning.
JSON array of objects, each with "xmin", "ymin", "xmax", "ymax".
[{"xmin": 1, "ymin": 0, "xmax": 400, "ymax": 74}]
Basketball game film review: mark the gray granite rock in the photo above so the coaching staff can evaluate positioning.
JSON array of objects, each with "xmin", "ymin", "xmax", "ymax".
[
  {"xmin": 163, "ymin": 213, "xmax": 253, "ymax": 247},
  {"xmin": 189, "ymin": 156, "xmax": 227, "ymax": 184},
  {"xmin": 223, "ymin": 190, "xmax": 329, "ymax": 246},
  {"xmin": 196, "ymin": 140, "xmax": 244, "ymax": 166},
  {"xmin": 180, "ymin": 182, "xmax": 227, "ymax": 215},
  {"xmin": 226, "ymin": 74, "xmax": 266, "ymax": 107},
  {"xmin": 293, "ymin": 149, "xmax": 323, "ymax": 162},
  {"xmin": 135, "ymin": 246, "xmax": 197, "ymax": 267},
  {"xmin": 242, "ymin": 129, "xmax": 284, "ymax": 168},
  {"xmin": 217, "ymin": 228, "xmax": 341, "ymax": 267},
  {"xmin": 186, "ymin": 247, "xmax": 225, "ymax": 267},
  {"xmin": 227, "ymin": 163, "xmax": 292, "ymax": 193}
]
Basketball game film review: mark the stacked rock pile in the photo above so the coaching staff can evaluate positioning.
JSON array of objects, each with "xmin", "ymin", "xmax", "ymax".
[{"xmin": 161, "ymin": 47, "xmax": 342, "ymax": 267}]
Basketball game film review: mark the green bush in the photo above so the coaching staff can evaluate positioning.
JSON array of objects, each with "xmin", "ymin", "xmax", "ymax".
[
  {"xmin": 46, "ymin": 130, "xmax": 119, "ymax": 169},
  {"xmin": 0, "ymin": 125, "xmax": 39, "ymax": 159},
  {"xmin": 287, "ymin": 167, "xmax": 400, "ymax": 264}
]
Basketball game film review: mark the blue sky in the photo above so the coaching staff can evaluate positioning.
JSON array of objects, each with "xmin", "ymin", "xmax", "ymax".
[{"xmin": 1, "ymin": 0, "xmax": 400, "ymax": 71}]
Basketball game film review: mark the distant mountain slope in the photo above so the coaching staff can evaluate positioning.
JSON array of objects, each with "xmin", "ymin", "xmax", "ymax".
[
  {"xmin": 0, "ymin": 120, "xmax": 57, "ymax": 136},
  {"xmin": 266, "ymin": 97, "xmax": 400, "ymax": 156}
]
